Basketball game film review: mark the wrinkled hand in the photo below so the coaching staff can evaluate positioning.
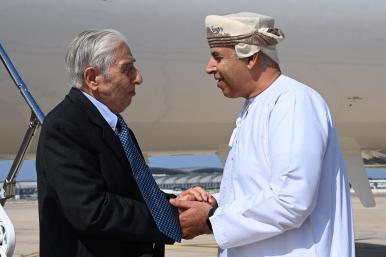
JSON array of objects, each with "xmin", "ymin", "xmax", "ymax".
[
  {"xmin": 177, "ymin": 186, "xmax": 217, "ymax": 207},
  {"xmin": 170, "ymin": 199, "xmax": 212, "ymax": 239}
]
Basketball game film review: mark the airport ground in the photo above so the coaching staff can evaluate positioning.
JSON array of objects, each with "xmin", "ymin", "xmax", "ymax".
[{"xmin": 4, "ymin": 195, "xmax": 386, "ymax": 257}]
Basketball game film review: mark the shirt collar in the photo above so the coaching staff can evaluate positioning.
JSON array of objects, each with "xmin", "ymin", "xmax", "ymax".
[
  {"xmin": 241, "ymin": 74, "xmax": 283, "ymax": 116},
  {"xmin": 81, "ymin": 91, "xmax": 118, "ymax": 131}
]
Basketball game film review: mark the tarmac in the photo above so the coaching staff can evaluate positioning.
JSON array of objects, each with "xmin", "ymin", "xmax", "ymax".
[{"xmin": 3, "ymin": 195, "xmax": 386, "ymax": 257}]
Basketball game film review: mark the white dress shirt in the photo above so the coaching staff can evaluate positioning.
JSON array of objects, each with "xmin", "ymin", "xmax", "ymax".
[
  {"xmin": 210, "ymin": 75, "xmax": 355, "ymax": 257},
  {"xmin": 81, "ymin": 90, "xmax": 118, "ymax": 130}
]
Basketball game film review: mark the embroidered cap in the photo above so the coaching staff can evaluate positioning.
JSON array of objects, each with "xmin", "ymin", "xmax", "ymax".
[{"xmin": 205, "ymin": 12, "xmax": 284, "ymax": 63}]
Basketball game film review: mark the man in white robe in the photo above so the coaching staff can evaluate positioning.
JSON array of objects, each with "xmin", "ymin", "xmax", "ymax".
[{"xmin": 170, "ymin": 12, "xmax": 355, "ymax": 257}]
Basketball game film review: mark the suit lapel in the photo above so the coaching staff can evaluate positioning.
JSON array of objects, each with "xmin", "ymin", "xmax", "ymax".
[{"xmin": 67, "ymin": 88, "xmax": 129, "ymax": 168}]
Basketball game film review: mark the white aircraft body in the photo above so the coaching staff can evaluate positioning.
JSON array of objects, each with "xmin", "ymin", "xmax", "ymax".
[{"xmin": 0, "ymin": 0, "xmax": 385, "ymax": 206}]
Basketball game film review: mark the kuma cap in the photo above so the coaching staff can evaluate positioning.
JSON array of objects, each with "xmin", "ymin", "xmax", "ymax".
[{"xmin": 205, "ymin": 12, "xmax": 284, "ymax": 63}]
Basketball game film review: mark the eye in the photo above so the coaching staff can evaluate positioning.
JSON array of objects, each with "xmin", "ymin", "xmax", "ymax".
[
  {"xmin": 122, "ymin": 64, "xmax": 134, "ymax": 74},
  {"xmin": 214, "ymin": 55, "xmax": 222, "ymax": 62}
]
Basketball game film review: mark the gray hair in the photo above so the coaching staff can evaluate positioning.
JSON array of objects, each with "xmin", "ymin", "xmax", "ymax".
[{"xmin": 65, "ymin": 29, "xmax": 129, "ymax": 88}]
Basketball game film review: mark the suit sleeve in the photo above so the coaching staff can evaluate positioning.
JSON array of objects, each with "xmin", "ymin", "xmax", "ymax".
[{"xmin": 39, "ymin": 118, "xmax": 172, "ymax": 243}]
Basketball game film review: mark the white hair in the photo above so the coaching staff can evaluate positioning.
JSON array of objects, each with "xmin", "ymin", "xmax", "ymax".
[{"xmin": 65, "ymin": 29, "xmax": 129, "ymax": 88}]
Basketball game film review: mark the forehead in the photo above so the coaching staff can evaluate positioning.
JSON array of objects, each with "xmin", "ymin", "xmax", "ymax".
[
  {"xmin": 210, "ymin": 46, "xmax": 236, "ymax": 56},
  {"xmin": 114, "ymin": 43, "xmax": 135, "ymax": 64}
]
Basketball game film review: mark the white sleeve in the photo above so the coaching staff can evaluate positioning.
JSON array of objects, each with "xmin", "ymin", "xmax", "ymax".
[
  {"xmin": 212, "ymin": 192, "xmax": 220, "ymax": 203},
  {"xmin": 210, "ymin": 90, "xmax": 330, "ymax": 249}
]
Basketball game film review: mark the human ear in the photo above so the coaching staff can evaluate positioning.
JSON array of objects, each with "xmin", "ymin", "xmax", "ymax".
[
  {"xmin": 247, "ymin": 53, "xmax": 258, "ymax": 70},
  {"xmin": 83, "ymin": 67, "xmax": 100, "ymax": 90}
]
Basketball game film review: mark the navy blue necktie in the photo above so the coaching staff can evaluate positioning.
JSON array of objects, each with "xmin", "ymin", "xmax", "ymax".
[{"xmin": 116, "ymin": 115, "xmax": 182, "ymax": 242}]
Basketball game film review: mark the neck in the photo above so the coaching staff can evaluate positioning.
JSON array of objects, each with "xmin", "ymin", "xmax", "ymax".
[
  {"xmin": 247, "ymin": 67, "xmax": 281, "ymax": 99},
  {"xmin": 80, "ymin": 85, "xmax": 92, "ymax": 94},
  {"xmin": 80, "ymin": 85, "xmax": 100, "ymax": 100}
]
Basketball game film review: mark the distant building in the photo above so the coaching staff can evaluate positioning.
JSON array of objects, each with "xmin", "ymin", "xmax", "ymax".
[
  {"xmin": 4, "ymin": 171, "xmax": 384, "ymax": 201},
  {"xmin": 1, "ymin": 167, "xmax": 224, "ymax": 200},
  {"xmin": 369, "ymin": 179, "xmax": 386, "ymax": 190},
  {"xmin": 155, "ymin": 173, "xmax": 222, "ymax": 192},
  {"xmin": 0, "ymin": 181, "xmax": 37, "ymax": 200},
  {"xmin": 152, "ymin": 167, "xmax": 222, "ymax": 192}
]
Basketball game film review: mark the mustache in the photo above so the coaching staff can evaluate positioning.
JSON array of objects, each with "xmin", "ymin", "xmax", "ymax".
[{"xmin": 214, "ymin": 73, "xmax": 223, "ymax": 80}]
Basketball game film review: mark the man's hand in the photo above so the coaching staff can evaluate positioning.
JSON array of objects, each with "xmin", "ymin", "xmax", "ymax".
[
  {"xmin": 169, "ymin": 199, "xmax": 212, "ymax": 239},
  {"xmin": 177, "ymin": 186, "xmax": 217, "ymax": 207}
]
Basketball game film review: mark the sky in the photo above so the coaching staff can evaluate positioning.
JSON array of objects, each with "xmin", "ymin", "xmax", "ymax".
[{"xmin": 0, "ymin": 156, "xmax": 385, "ymax": 181}]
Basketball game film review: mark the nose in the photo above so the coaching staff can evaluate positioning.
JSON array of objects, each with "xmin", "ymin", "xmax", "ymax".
[
  {"xmin": 206, "ymin": 57, "xmax": 217, "ymax": 74},
  {"xmin": 132, "ymin": 67, "xmax": 143, "ymax": 85}
]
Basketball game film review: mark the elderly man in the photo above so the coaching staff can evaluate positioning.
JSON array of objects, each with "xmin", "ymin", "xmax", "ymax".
[
  {"xmin": 170, "ymin": 12, "xmax": 354, "ymax": 257},
  {"xmin": 36, "ymin": 29, "xmax": 181, "ymax": 257}
]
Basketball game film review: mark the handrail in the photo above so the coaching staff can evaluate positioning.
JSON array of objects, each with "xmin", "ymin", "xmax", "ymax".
[
  {"xmin": 0, "ymin": 44, "xmax": 44, "ymax": 124},
  {"xmin": 0, "ymin": 43, "xmax": 45, "ymax": 204},
  {"xmin": 0, "ymin": 43, "xmax": 46, "ymax": 257}
]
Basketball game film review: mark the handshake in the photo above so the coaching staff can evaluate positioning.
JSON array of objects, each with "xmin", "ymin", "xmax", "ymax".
[{"xmin": 169, "ymin": 187, "xmax": 218, "ymax": 240}]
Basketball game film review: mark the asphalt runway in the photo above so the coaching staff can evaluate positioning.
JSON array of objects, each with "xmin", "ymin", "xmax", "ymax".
[{"xmin": 4, "ymin": 195, "xmax": 386, "ymax": 257}]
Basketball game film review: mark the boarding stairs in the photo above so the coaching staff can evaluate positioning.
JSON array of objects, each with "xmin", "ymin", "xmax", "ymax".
[{"xmin": 0, "ymin": 44, "xmax": 45, "ymax": 257}]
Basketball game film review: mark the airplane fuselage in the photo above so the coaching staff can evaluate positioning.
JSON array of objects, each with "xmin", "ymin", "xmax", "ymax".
[{"xmin": 0, "ymin": 0, "xmax": 385, "ymax": 156}]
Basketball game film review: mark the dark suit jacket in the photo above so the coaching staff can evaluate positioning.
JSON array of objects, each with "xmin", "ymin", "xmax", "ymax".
[{"xmin": 36, "ymin": 88, "xmax": 173, "ymax": 257}]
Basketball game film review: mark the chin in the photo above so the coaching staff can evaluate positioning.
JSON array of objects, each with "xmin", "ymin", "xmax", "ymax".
[
  {"xmin": 114, "ymin": 104, "xmax": 130, "ymax": 114},
  {"xmin": 122, "ymin": 101, "xmax": 132, "ymax": 111},
  {"xmin": 222, "ymin": 91, "xmax": 234, "ymax": 98}
]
